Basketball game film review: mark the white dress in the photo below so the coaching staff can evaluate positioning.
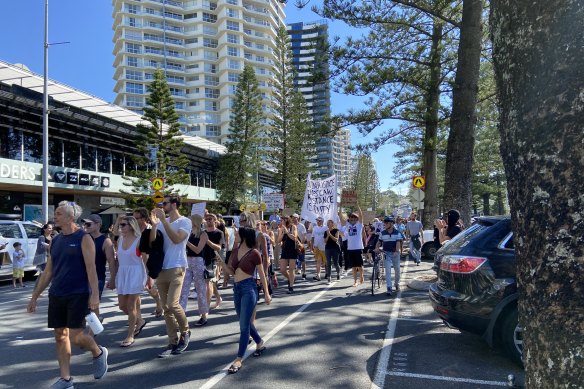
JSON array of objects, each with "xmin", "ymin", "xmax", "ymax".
[{"xmin": 116, "ymin": 236, "xmax": 147, "ymax": 295}]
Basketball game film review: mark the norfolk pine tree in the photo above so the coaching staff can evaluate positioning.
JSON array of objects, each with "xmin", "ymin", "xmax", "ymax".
[
  {"xmin": 268, "ymin": 25, "xmax": 320, "ymax": 208},
  {"xmin": 124, "ymin": 68, "xmax": 189, "ymax": 203},
  {"xmin": 216, "ymin": 64, "xmax": 264, "ymax": 211}
]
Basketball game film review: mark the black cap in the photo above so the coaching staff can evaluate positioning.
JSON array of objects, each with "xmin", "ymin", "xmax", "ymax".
[{"xmin": 384, "ymin": 217, "xmax": 395, "ymax": 223}]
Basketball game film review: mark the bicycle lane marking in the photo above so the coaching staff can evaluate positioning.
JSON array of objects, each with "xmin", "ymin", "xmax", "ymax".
[
  {"xmin": 199, "ymin": 272, "xmax": 350, "ymax": 389},
  {"xmin": 370, "ymin": 259, "xmax": 409, "ymax": 389}
]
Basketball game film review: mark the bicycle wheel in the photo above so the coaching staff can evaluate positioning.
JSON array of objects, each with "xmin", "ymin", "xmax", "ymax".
[{"xmin": 371, "ymin": 262, "xmax": 377, "ymax": 296}]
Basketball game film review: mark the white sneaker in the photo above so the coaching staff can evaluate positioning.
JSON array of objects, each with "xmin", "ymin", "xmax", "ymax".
[{"xmin": 188, "ymin": 291, "xmax": 197, "ymax": 300}]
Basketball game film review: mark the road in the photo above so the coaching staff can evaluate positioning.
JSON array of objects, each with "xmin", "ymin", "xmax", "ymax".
[{"xmin": 0, "ymin": 255, "xmax": 524, "ymax": 389}]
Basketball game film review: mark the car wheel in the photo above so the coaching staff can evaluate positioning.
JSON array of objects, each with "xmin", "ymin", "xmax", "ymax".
[
  {"xmin": 500, "ymin": 307, "xmax": 523, "ymax": 367},
  {"xmin": 422, "ymin": 242, "xmax": 437, "ymax": 258}
]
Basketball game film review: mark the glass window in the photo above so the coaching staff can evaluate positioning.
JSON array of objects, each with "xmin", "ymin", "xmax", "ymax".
[
  {"xmin": 228, "ymin": 72, "xmax": 240, "ymax": 82},
  {"xmin": 205, "ymin": 125, "xmax": 221, "ymax": 137},
  {"xmin": 23, "ymin": 224, "xmax": 42, "ymax": 239},
  {"xmin": 0, "ymin": 224, "xmax": 23, "ymax": 239},
  {"xmin": 0, "ymin": 128, "xmax": 22, "ymax": 160},
  {"xmin": 126, "ymin": 69, "xmax": 143, "ymax": 80},
  {"xmin": 126, "ymin": 82, "xmax": 144, "ymax": 94},
  {"xmin": 205, "ymin": 100, "xmax": 218, "ymax": 111},
  {"xmin": 227, "ymin": 46, "xmax": 239, "ymax": 56},
  {"xmin": 204, "ymin": 88, "xmax": 220, "ymax": 98},
  {"xmin": 127, "ymin": 56, "xmax": 138, "ymax": 67},
  {"xmin": 49, "ymin": 139, "xmax": 62, "ymax": 166},
  {"xmin": 204, "ymin": 75, "xmax": 219, "ymax": 86},
  {"xmin": 82, "ymin": 144, "xmax": 96, "ymax": 171},
  {"xmin": 63, "ymin": 141, "xmax": 80, "ymax": 169},
  {"xmin": 126, "ymin": 43, "xmax": 141, "ymax": 54},
  {"xmin": 227, "ymin": 33, "xmax": 239, "ymax": 44},
  {"xmin": 112, "ymin": 152, "xmax": 124, "ymax": 175},
  {"xmin": 126, "ymin": 96, "xmax": 144, "ymax": 107},
  {"xmin": 97, "ymin": 148, "xmax": 111, "ymax": 173},
  {"xmin": 203, "ymin": 38, "xmax": 218, "ymax": 48},
  {"xmin": 22, "ymin": 132, "xmax": 42, "ymax": 163},
  {"xmin": 228, "ymin": 59, "xmax": 240, "ymax": 69},
  {"xmin": 226, "ymin": 21, "xmax": 239, "ymax": 31},
  {"xmin": 202, "ymin": 12, "xmax": 217, "ymax": 23},
  {"xmin": 204, "ymin": 63, "xmax": 217, "ymax": 73}
]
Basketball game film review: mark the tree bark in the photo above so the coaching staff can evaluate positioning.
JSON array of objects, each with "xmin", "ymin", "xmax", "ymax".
[
  {"xmin": 442, "ymin": 0, "xmax": 483, "ymax": 227},
  {"xmin": 421, "ymin": 20, "xmax": 443, "ymax": 228},
  {"xmin": 491, "ymin": 1, "xmax": 584, "ymax": 387}
]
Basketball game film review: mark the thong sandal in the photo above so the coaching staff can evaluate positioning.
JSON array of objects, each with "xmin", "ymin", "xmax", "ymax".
[
  {"xmin": 227, "ymin": 363, "xmax": 242, "ymax": 374},
  {"xmin": 120, "ymin": 339, "xmax": 135, "ymax": 348},
  {"xmin": 253, "ymin": 345, "xmax": 266, "ymax": 357},
  {"xmin": 134, "ymin": 321, "xmax": 147, "ymax": 337}
]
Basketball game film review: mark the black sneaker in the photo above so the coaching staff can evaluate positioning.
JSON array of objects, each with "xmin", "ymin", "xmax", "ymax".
[
  {"xmin": 195, "ymin": 318, "xmax": 208, "ymax": 326},
  {"xmin": 336, "ymin": 274, "xmax": 340, "ymax": 281},
  {"xmin": 386, "ymin": 289, "xmax": 392, "ymax": 296},
  {"xmin": 395, "ymin": 285, "xmax": 400, "ymax": 291},
  {"xmin": 158, "ymin": 344, "xmax": 178, "ymax": 358},
  {"xmin": 287, "ymin": 287, "xmax": 293, "ymax": 294},
  {"xmin": 312, "ymin": 276, "xmax": 321, "ymax": 281},
  {"xmin": 173, "ymin": 331, "xmax": 191, "ymax": 354},
  {"xmin": 302, "ymin": 274, "xmax": 306, "ymax": 280}
]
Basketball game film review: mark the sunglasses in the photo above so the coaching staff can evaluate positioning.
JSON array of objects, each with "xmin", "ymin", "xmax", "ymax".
[
  {"xmin": 84, "ymin": 222, "xmax": 93, "ymax": 227},
  {"xmin": 119, "ymin": 223, "xmax": 128, "ymax": 227}
]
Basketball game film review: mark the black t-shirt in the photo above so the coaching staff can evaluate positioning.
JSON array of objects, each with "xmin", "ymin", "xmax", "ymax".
[
  {"xmin": 446, "ymin": 225, "xmax": 462, "ymax": 240},
  {"xmin": 186, "ymin": 233, "xmax": 201, "ymax": 257},
  {"xmin": 324, "ymin": 228, "xmax": 340, "ymax": 250},
  {"xmin": 94, "ymin": 234, "xmax": 107, "ymax": 280},
  {"xmin": 202, "ymin": 229, "xmax": 223, "ymax": 265},
  {"xmin": 139, "ymin": 227, "xmax": 163, "ymax": 255}
]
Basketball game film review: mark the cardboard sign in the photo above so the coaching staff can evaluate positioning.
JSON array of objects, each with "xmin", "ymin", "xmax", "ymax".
[
  {"xmin": 191, "ymin": 202, "xmax": 206, "ymax": 216},
  {"xmin": 282, "ymin": 208, "xmax": 296, "ymax": 217},
  {"xmin": 300, "ymin": 173, "xmax": 338, "ymax": 224},
  {"xmin": 263, "ymin": 192, "xmax": 285, "ymax": 211},
  {"xmin": 361, "ymin": 211, "xmax": 377, "ymax": 224},
  {"xmin": 341, "ymin": 190, "xmax": 358, "ymax": 207}
]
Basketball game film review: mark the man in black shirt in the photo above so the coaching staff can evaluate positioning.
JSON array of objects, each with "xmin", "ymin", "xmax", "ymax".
[{"xmin": 202, "ymin": 213, "xmax": 224, "ymax": 309}]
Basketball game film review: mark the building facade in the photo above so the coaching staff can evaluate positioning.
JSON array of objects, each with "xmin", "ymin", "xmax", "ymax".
[
  {"xmin": 332, "ymin": 127, "xmax": 352, "ymax": 189},
  {"xmin": 0, "ymin": 60, "xmax": 225, "ymax": 223},
  {"xmin": 287, "ymin": 21, "xmax": 333, "ymax": 178},
  {"xmin": 112, "ymin": 0, "xmax": 286, "ymax": 144}
]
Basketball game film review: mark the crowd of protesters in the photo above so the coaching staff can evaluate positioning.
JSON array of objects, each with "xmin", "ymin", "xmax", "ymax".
[{"xmin": 26, "ymin": 196, "xmax": 463, "ymax": 388}]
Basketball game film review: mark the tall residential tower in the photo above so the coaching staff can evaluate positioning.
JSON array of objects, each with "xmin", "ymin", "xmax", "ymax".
[{"xmin": 112, "ymin": 0, "xmax": 286, "ymax": 144}]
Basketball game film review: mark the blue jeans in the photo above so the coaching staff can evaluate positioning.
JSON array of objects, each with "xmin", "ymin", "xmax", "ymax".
[
  {"xmin": 233, "ymin": 277, "xmax": 262, "ymax": 358},
  {"xmin": 409, "ymin": 237, "xmax": 421, "ymax": 263},
  {"xmin": 384, "ymin": 251, "xmax": 401, "ymax": 290}
]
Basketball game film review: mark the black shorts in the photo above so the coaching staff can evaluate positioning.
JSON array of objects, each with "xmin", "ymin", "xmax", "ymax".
[
  {"xmin": 48, "ymin": 293, "xmax": 90, "ymax": 329},
  {"xmin": 346, "ymin": 249, "xmax": 364, "ymax": 268}
]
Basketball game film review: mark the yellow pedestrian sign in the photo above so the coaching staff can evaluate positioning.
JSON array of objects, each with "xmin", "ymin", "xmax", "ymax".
[
  {"xmin": 412, "ymin": 176, "xmax": 426, "ymax": 189},
  {"xmin": 151, "ymin": 177, "xmax": 165, "ymax": 191},
  {"xmin": 152, "ymin": 190, "xmax": 164, "ymax": 204}
]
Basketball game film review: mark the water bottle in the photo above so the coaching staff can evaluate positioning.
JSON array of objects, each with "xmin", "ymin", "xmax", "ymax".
[{"xmin": 85, "ymin": 311, "xmax": 104, "ymax": 335}]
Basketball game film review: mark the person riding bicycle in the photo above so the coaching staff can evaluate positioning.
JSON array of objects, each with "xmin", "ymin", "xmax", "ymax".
[{"xmin": 375, "ymin": 217, "xmax": 403, "ymax": 297}]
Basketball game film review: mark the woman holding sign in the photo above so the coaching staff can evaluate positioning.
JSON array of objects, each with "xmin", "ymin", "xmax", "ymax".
[{"xmin": 278, "ymin": 216, "xmax": 298, "ymax": 294}]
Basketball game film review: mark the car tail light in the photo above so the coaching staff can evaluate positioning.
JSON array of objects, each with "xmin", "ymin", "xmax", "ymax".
[{"xmin": 439, "ymin": 255, "xmax": 487, "ymax": 274}]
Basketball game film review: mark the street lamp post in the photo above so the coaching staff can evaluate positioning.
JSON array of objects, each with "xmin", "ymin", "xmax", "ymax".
[{"xmin": 42, "ymin": 0, "xmax": 49, "ymax": 223}]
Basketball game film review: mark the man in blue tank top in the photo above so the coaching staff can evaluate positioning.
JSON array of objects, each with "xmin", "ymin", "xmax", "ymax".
[{"xmin": 28, "ymin": 201, "xmax": 108, "ymax": 389}]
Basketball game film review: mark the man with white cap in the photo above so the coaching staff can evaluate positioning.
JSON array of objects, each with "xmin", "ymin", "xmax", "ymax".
[{"xmin": 311, "ymin": 216, "xmax": 328, "ymax": 281}]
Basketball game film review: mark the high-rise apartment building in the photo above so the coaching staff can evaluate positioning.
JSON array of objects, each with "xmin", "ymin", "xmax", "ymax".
[
  {"xmin": 332, "ymin": 127, "xmax": 352, "ymax": 189},
  {"xmin": 112, "ymin": 0, "xmax": 286, "ymax": 144},
  {"xmin": 287, "ymin": 21, "xmax": 333, "ymax": 177}
]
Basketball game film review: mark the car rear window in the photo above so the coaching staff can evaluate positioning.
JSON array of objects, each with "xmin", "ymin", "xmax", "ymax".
[
  {"xmin": 441, "ymin": 223, "xmax": 490, "ymax": 251},
  {"xmin": 0, "ymin": 224, "xmax": 23, "ymax": 239}
]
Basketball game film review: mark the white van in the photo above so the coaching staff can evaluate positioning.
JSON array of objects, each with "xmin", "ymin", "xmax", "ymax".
[{"xmin": 0, "ymin": 221, "xmax": 43, "ymax": 280}]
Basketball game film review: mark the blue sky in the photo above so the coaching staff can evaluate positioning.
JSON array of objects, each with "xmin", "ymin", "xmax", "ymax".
[{"xmin": 0, "ymin": 1, "xmax": 407, "ymax": 193}]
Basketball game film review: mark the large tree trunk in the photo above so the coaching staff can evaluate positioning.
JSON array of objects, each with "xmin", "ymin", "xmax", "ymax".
[
  {"xmin": 442, "ymin": 0, "xmax": 483, "ymax": 227},
  {"xmin": 491, "ymin": 1, "xmax": 584, "ymax": 387},
  {"xmin": 421, "ymin": 20, "xmax": 443, "ymax": 229}
]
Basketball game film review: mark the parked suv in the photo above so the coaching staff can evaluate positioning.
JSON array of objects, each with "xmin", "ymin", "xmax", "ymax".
[
  {"xmin": 428, "ymin": 216, "xmax": 522, "ymax": 365},
  {"xmin": 0, "ymin": 221, "xmax": 43, "ymax": 281}
]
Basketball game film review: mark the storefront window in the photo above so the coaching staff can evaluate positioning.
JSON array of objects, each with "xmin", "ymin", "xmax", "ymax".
[
  {"xmin": 81, "ymin": 144, "xmax": 96, "ymax": 171},
  {"xmin": 23, "ymin": 132, "xmax": 42, "ymax": 163},
  {"xmin": 0, "ymin": 128, "xmax": 23, "ymax": 161},
  {"xmin": 63, "ymin": 141, "xmax": 80, "ymax": 169},
  {"xmin": 97, "ymin": 148, "xmax": 111, "ymax": 173},
  {"xmin": 49, "ymin": 139, "xmax": 62, "ymax": 167},
  {"xmin": 112, "ymin": 152, "xmax": 124, "ymax": 175}
]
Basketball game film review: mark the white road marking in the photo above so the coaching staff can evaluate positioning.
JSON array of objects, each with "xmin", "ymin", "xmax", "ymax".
[
  {"xmin": 396, "ymin": 317, "xmax": 441, "ymax": 324},
  {"xmin": 370, "ymin": 260, "xmax": 409, "ymax": 389},
  {"xmin": 385, "ymin": 371, "xmax": 508, "ymax": 386},
  {"xmin": 199, "ymin": 277, "xmax": 343, "ymax": 389},
  {"xmin": 0, "ymin": 297, "xmax": 29, "ymax": 305}
]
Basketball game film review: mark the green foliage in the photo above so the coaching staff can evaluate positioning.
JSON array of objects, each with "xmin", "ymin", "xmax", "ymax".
[
  {"xmin": 123, "ymin": 68, "xmax": 189, "ymax": 203},
  {"xmin": 349, "ymin": 151, "xmax": 381, "ymax": 211},
  {"xmin": 216, "ymin": 64, "xmax": 265, "ymax": 211},
  {"xmin": 267, "ymin": 25, "xmax": 322, "ymax": 209}
]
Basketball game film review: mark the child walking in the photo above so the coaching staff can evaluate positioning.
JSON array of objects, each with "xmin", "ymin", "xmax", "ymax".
[{"xmin": 12, "ymin": 242, "xmax": 26, "ymax": 288}]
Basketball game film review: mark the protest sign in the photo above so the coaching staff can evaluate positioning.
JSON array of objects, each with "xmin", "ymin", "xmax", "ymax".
[
  {"xmin": 341, "ymin": 190, "xmax": 358, "ymax": 207},
  {"xmin": 282, "ymin": 208, "xmax": 296, "ymax": 217},
  {"xmin": 361, "ymin": 211, "xmax": 377, "ymax": 224},
  {"xmin": 263, "ymin": 192, "xmax": 285, "ymax": 211},
  {"xmin": 300, "ymin": 173, "xmax": 338, "ymax": 224},
  {"xmin": 191, "ymin": 202, "xmax": 206, "ymax": 216}
]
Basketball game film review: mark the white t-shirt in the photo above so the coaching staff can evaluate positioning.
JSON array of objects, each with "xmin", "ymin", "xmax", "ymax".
[
  {"xmin": 296, "ymin": 223, "xmax": 307, "ymax": 242},
  {"xmin": 346, "ymin": 222, "xmax": 364, "ymax": 250},
  {"xmin": 157, "ymin": 216, "xmax": 191, "ymax": 269},
  {"xmin": 339, "ymin": 224, "xmax": 348, "ymax": 241},
  {"xmin": 312, "ymin": 225, "xmax": 328, "ymax": 250}
]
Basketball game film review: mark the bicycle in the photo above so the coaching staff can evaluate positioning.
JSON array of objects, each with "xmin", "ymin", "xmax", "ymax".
[{"xmin": 371, "ymin": 251, "xmax": 384, "ymax": 296}]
